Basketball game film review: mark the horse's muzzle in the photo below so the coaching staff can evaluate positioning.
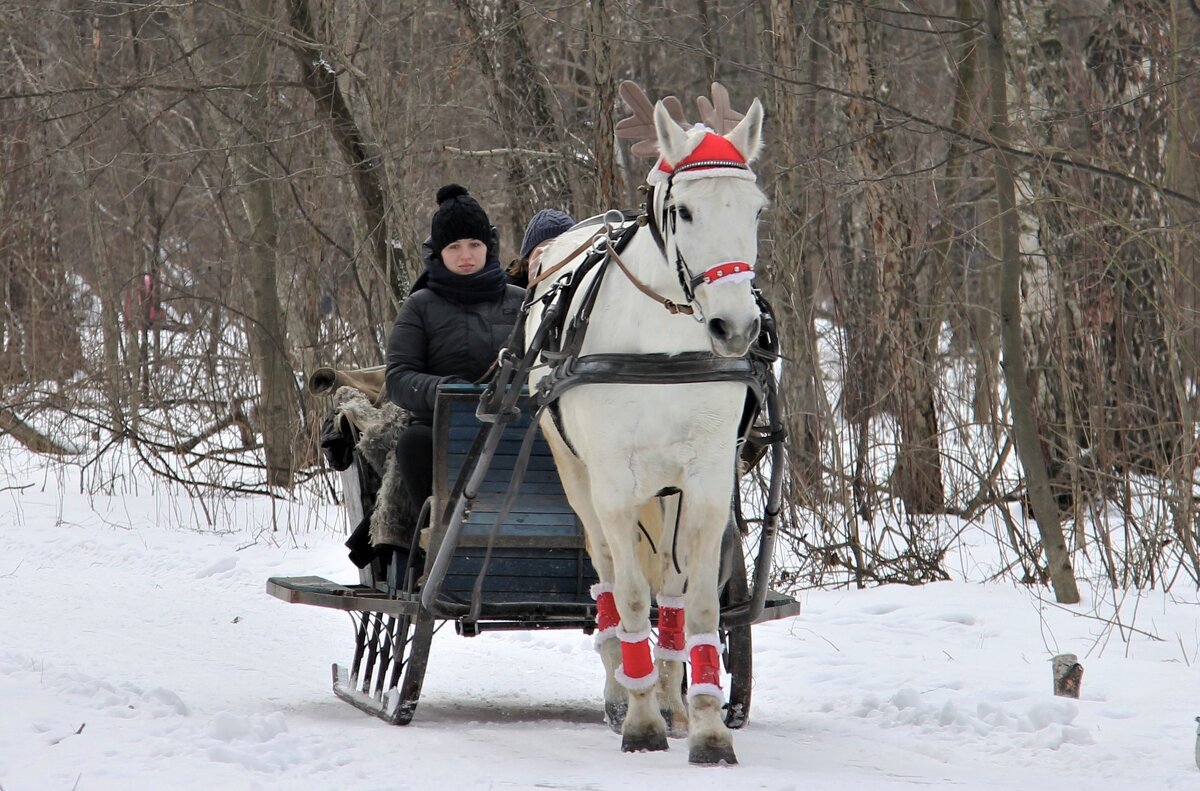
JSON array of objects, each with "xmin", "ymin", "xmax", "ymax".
[{"xmin": 707, "ymin": 315, "xmax": 760, "ymax": 357}]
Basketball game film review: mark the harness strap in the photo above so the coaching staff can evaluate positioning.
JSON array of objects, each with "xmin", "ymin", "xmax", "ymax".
[
  {"xmin": 537, "ymin": 352, "xmax": 765, "ymax": 408},
  {"xmin": 644, "ymin": 185, "xmax": 668, "ymax": 257}
]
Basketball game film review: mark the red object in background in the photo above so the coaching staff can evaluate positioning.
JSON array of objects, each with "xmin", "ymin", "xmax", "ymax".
[{"xmin": 122, "ymin": 273, "xmax": 161, "ymax": 328}]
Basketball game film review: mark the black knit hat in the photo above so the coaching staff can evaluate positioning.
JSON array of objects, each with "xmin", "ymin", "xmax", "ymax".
[
  {"xmin": 430, "ymin": 184, "xmax": 492, "ymax": 254},
  {"xmin": 519, "ymin": 209, "xmax": 575, "ymax": 260}
]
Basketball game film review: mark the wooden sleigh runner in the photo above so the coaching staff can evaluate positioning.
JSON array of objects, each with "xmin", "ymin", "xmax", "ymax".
[{"xmin": 268, "ymin": 384, "xmax": 800, "ymax": 727}]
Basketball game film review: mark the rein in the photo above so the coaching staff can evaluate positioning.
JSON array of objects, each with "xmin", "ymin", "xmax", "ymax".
[{"xmin": 527, "ymin": 231, "xmax": 605, "ymax": 288}]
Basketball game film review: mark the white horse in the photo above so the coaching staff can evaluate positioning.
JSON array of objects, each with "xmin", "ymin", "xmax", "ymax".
[{"xmin": 526, "ymin": 98, "xmax": 766, "ymax": 765}]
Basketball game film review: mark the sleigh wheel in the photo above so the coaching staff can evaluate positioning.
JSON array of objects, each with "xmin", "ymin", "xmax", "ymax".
[{"xmin": 720, "ymin": 538, "xmax": 752, "ymax": 729}]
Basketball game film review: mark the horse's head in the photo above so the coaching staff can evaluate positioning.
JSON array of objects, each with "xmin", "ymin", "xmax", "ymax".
[{"xmin": 651, "ymin": 99, "xmax": 766, "ymax": 358}]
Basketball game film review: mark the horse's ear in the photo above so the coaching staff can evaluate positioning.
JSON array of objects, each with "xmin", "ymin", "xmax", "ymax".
[
  {"xmin": 654, "ymin": 100, "xmax": 692, "ymax": 167},
  {"xmin": 725, "ymin": 98, "xmax": 764, "ymax": 164}
]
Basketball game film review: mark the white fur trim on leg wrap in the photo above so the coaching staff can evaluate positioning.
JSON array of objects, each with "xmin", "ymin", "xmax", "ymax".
[
  {"xmin": 687, "ymin": 683, "xmax": 725, "ymax": 701},
  {"xmin": 654, "ymin": 645, "xmax": 688, "ymax": 662},
  {"xmin": 590, "ymin": 581, "xmax": 614, "ymax": 599},
  {"xmin": 593, "ymin": 627, "xmax": 619, "ymax": 651},
  {"xmin": 617, "ymin": 627, "xmax": 652, "ymax": 644},
  {"xmin": 685, "ymin": 633, "xmax": 722, "ymax": 652},
  {"xmin": 615, "ymin": 663, "xmax": 660, "ymax": 691},
  {"xmin": 656, "ymin": 594, "xmax": 686, "ymax": 609}
]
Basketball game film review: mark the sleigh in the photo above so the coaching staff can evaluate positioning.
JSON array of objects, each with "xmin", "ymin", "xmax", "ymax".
[{"xmin": 267, "ymin": 382, "xmax": 799, "ymax": 727}]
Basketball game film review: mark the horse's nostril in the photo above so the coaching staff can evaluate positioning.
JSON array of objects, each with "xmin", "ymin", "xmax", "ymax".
[{"xmin": 708, "ymin": 318, "xmax": 730, "ymax": 340}]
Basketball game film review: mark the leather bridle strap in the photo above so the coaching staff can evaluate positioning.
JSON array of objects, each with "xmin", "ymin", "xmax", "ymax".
[{"xmin": 607, "ymin": 242, "xmax": 695, "ymax": 316}]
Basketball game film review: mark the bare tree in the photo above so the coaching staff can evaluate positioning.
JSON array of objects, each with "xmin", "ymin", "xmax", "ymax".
[
  {"xmin": 986, "ymin": 0, "xmax": 1080, "ymax": 603},
  {"xmin": 830, "ymin": 0, "xmax": 945, "ymax": 515}
]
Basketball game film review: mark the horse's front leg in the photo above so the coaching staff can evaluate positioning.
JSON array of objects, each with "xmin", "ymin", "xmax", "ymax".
[
  {"xmin": 597, "ymin": 501, "xmax": 668, "ymax": 753},
  {"xmin": 680, "ymin": 491, "xmax": 738, "ymax": 765}
]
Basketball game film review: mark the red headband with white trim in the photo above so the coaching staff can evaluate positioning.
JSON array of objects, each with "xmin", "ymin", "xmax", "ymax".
[{"xmin": 648, "ymin": 129, "xmax": 757, "ymax": 185}]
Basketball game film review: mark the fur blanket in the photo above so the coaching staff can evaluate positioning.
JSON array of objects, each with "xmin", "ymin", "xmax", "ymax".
[{"xmin": 332, "ymin": 387, "xmax": 421, "ymax": 548}]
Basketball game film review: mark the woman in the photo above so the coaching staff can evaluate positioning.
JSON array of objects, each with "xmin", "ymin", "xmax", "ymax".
[{"xmin": 385, "ymin": 184, "xmax": 525, "ymax": 512}]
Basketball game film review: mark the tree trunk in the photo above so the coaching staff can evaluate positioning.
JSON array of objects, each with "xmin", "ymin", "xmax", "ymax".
[
  {"xmin": 239, "ymin": 0, "xmax": 299, "ymax": 488},
  {"xmin": 286, "ymin": 0, "xmax": 406, "ymax": 312},
  {"xmin": 830, "ymin": 0, "xmax": 944, "ymax": 514},
  {"xmin": 984, "ymin": 0, "xmax": 1080, "ymax": 604},
  {"xmin": 765, "ymin": 0, "xmax": 823, "ymax": 501},
  {"xmin": 453, "ymin": 0, "xmax": 575, "ymax": 239},
  {"xmin": 1084, "ymin": 0, "xmax": 1183, "ymax": 477},
  {"xmin": 589, "ymin": 0, "xmax": 622, "ymax": 209}
]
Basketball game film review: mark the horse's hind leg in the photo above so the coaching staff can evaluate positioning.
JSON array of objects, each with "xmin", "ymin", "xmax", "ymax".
[
  {"xmin": 591, "ymin": 578, "xmax": 627, "ymax": 733},
  {"xmin": 631, "ymin": 498, "xmax": 687, "ymax": 738},
  {"xmin": 654, "ymin": 593, "xmax": 689, "ymax": 738},
  {"xmin": 600, "ymin": 503, "xmax": 668, "ymax": 753}
]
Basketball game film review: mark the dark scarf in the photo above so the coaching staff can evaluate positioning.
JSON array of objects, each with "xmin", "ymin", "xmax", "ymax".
[{"xmin": 412, "ymin": 238, "xmax": 509, "ymax": 304}]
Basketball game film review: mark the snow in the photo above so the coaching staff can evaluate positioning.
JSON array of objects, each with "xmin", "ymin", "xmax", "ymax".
[{"xmin": 3, "ymin": 441, "xmax": 1199, "ymax": 790}]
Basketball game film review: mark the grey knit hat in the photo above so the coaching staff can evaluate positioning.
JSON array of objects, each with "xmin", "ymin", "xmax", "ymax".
[{"xmin": 519, "ymin": 209, "xmax": 575, "ymax": 260}]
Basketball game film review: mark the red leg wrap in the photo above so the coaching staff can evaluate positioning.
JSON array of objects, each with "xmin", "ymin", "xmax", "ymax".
[
  {"xmin": 595, "ymin": 591, "xmax": 620, "ymax": 633},
  {"xmin": 621, "ymin": 637, "xmax": 655, "ymax": 680},
  {"xmin": 657, "ymin": 607, "xmax": 685, "ymax": 653},
  {"xmin": 690, "ymin": 643, "xmax": 722, "ymax": 688}
]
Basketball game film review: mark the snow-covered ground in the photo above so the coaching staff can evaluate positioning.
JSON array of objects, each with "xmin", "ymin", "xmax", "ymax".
[{"xmin": 2, "ymin": 442, "xmax": 1198, "ymax": 790}]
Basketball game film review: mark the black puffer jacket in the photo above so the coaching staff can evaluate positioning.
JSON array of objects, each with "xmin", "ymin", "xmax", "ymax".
[{"xmin": 385, "ymin": 240, "xmax": 524, "ymax": 425}]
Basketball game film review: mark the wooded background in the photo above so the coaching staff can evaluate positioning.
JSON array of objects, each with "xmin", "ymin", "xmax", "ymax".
[{"xmin": 3, "ymin": 0, "xmax": 1200, "ymax": 596}]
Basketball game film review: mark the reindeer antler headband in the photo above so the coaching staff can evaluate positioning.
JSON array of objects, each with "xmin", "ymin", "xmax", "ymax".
[{"xmin": 616, "ymin": 81, "xmax": 756, "ymax": 185}]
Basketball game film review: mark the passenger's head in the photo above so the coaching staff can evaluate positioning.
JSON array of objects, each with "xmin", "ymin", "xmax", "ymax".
[
  {"xmin": 519, "ymin": 209, "xmax": 575, "ymax": 277},
  {"xmin": 430, "ymin": 184, "xmax": 492, "ymax": 276}
]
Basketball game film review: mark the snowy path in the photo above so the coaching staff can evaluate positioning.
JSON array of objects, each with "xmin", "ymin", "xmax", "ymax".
[{"xmin": 2, "ymin": 457, "xmax": 1198, "ymax": 789}]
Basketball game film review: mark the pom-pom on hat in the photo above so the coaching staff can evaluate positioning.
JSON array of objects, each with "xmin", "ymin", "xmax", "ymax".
[
  {"xmin": 430, "ymin": 184, "xmax": 493, "ymax": 254},
  {"xmin": 519, "ymin": 209, "xmax": 575, "ymax": 260}
]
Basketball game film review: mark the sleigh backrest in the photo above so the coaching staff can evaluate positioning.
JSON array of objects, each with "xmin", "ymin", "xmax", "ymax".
[{"xmin": 429, "ymin": 386, "xmax": 596, "ymax": 603}]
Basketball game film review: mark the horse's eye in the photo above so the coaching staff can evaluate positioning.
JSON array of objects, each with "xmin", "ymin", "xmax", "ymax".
[{"xmin": 677, "ymin": 205, "xmax": 693, "ymax": 222}]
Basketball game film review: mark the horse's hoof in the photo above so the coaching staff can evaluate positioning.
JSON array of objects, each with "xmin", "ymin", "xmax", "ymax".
[
  {"xmin": 621, "ymin": 724, "xmax": 668, "ymax": 753},
  {"xmin": 688, "ymin": 738, "xmax": 737, "ymax": 765},
  {"xmin": 661, "ymin": 708, "xmax": 689, "ymax": 739},
  {"xmin": 604, "ymin": 701, "xmax": 627, "ymax": 733}
]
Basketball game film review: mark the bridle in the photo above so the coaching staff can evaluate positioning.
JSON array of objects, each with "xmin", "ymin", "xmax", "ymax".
[{"xmin": 639, "ymin": 159, "xmax": 758, "ymax": 320}]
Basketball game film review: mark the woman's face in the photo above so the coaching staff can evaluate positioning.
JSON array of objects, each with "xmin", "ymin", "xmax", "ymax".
[{"xmin": 441, "ymin": 238, "xmax": 488, "ymax": 275}]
